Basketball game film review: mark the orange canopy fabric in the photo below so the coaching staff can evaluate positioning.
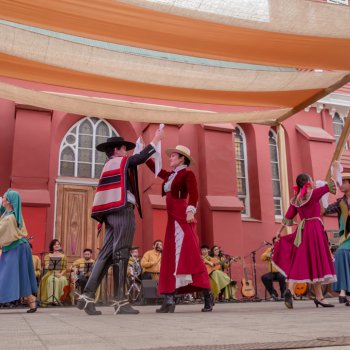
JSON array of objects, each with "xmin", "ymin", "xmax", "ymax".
[
  {"xmin": 1, "ymin": 0, "xmax": 350, "ymax": 70},
  {"xmin": 0, "ymin": 0, "xmax": 349, "ymax": 125},
  {"xmin": 0, "ymin": 52, "xmax": 327, "ymax": 108},
  {"xmin": 2, "ymin": 22, "xmax": 349, "ymax": 93}
]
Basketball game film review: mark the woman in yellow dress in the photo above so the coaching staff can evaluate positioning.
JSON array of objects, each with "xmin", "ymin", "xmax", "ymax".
[
  {"xmin": 209, "ymin": 246, "xmax": 232, "ymax": 301},
  {"xmin": 39, "ymin": 239, "xmax": 69, "ymax": 304}
]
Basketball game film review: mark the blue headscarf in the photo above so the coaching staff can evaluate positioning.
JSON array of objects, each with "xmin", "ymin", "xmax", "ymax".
[{"xmin": 3, "ymin": 190, "xmax": 23, "ymax": 229}]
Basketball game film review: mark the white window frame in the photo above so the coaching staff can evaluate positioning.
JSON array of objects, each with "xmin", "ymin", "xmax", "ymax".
[
  {"xmin": 332, "ymin": 112, "xmax": 348, "ymax": 150},
  {"xmin": 269, "ymin": 129, "xmax": 283, "ymax": 219},
  {"xmin": 234, "ymin": 126, "xmax": 250, "ymax": 217},
  {"xmin": 58, "ymin": 116, "xmax": 118, "ymax": 179}
]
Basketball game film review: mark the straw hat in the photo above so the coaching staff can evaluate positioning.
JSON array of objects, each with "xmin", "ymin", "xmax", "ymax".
[{"xmin": 165, "ymin": 145, "xmax": 195, "ymax": 165}]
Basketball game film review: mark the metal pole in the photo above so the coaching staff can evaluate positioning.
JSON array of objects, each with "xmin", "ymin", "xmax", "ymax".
[{"xmin": 276, "ymin": 124, "xmax": 289, "ymax": 214}]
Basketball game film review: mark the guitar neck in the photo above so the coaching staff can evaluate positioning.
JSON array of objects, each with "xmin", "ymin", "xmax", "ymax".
[{"xmin": 242, "ymin": 260, "xmax": 249, "ymax": 281}]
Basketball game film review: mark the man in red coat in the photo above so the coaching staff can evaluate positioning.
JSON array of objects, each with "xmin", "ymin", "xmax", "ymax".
[{"xmin": 77, "ymin": 129, "xmax": 163, "ymax": 315}]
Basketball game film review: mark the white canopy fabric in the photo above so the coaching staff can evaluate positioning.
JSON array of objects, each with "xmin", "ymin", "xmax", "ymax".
[{"xmin": 0, "ymin": 81, "xmax": 291, "ymax": 125}]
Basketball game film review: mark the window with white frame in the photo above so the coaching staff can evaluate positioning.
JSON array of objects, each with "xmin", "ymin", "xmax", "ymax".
[
  {"xmin": 332, "ymin": 112, "xmax": 346, "ymax": 147},
  {"xmin": 269, "ymin": 130, "xmax": 282, "ymax": 218},
  {"xmin": 234, "ymin": 126, "xmax": 250, "ymax": 216},
  {"xmin": 59, "ymin": 117, "xmax": 118, "ymax": 178}
]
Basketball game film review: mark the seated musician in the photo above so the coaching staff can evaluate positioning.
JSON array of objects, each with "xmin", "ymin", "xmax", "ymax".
[
  {"xmin": 29, "ymin": 243, "xmax": 41, "ymax": 284},
  {"xmin": 140, "ymin": 240, "xmax": 162, "ymax": 280},
  {"xmin": 127, "ymin": 247, "xmax": 142, "ymax": 300},
  {"xmin": 38, "ymin": 239, "xmax": 69, "ymax": 304},
  {"xmin": 128, "ymin": 246, "xmax": 141, "ymax": 280},
  {"xmin": 71, "ymin": 248, "xmax": 95, "ymax": 294},
  {"xmin": 261, "ymin": 237, "xmax": 286, "ymax": 301},
  {"xmin": 201, "ymin": 245, "xmax": 232, "ymax": 301}
]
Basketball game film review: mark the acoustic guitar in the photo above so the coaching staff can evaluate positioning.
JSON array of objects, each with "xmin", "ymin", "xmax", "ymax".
[
  {"xmin": 241, "ymin": 259, "xmax": 256, "ymax": 298},
  {"xmin": 205, "ymin": 256, "xmax": 240, "ymax": 275}
]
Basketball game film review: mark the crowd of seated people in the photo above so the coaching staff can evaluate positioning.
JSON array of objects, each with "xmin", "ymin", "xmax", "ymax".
[
  {"xmin": 17, "ymin": 240, "xmax": 163, "ymax": 307},
  {"xmin": 1, "ymin": 238, "xmax": 249, "ymax": 307},
  {"xmin": 1, "ymin": 238, "xmax": 239, "ymax": 307}
]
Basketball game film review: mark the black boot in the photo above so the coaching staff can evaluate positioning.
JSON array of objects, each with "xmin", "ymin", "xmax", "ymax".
[
  {"xmin": 339, "ymin": 296, "xmax": 349, "ymax": 304},
  {"xmin": 113, "ymin": 260, "xmax": 140, "ymax": 315},
  {"xmin": 202, "ymin": 289, "xmax": 213, "ymax": 312},
  {"xmin": 156, "ymin": 294, "xmax": 176, "ymax": 313},
  {"xmin": 284, "ymin": 289, "xmax": 293, "ymax": 309},
  {"xmin": 76, "ymin": 294, "xmax": 102, "ymax": 315}
]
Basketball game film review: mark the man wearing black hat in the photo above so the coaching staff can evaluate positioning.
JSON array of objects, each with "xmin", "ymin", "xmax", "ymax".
[{"xmin": 77, "ymin": 128, "xmax": 164, "ymax": 315}]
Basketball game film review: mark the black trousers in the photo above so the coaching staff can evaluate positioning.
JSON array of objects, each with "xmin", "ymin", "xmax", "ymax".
[
  {"xmin": 141, "ymin": 272, "xmax": 154, "ymax": 280},
  {"xmin": 76, "ymin": 275, "xmax": 89, "ymax": 295},
  {"xmin": 261, "ymin": 272, "xmax": 286, "ymax": 297},
  {"xmin": 84, "ymin": 206, "xmax": 135, "ymax": 300}
]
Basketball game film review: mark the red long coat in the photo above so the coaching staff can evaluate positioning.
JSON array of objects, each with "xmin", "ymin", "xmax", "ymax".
[{"xmin": 146, "ymin": 160, "xmax": 210, "ymax": 294}]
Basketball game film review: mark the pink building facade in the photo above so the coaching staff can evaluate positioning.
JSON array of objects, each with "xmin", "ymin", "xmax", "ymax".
[{"xmin": 1, "ymin": 85, "xmax": 349, "ymax": 296}]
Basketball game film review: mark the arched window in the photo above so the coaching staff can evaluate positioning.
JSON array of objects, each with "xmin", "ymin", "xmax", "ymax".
[
  {"xmin": 59, "ymin": 117, "xmax": 118, "ymax": 178},
  {"xmin": 332, "ymin": 112, "xmax": 344, "ymax": 144},
  {"xmin": 234, "ymin": 126, "xmax": 250, "ymax": 216},
  {"xmin": 269, "ymin": 130, "xmax": 282, "ymax": 218}
]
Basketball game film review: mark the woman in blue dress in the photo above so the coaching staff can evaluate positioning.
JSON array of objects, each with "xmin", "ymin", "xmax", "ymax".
[{"xmin": 0, "ymin": 190, "xmax": 37, "ymax": 312}]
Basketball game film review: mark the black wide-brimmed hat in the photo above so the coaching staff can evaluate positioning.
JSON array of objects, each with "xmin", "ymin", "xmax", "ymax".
[{"xmin": 96, "ymin": 136, "xmax": 136, "ymax": 152}]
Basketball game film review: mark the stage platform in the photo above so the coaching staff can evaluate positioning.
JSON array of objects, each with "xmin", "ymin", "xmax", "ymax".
[{"xmin": 1, "ymin": 298, "xmax": 349, "ymax": 350}]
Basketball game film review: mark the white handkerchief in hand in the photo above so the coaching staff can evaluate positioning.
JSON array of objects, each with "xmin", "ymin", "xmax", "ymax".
[
  {"xmin": 331, "ymin": 162, "xmax": 343, "ymax": 186},
  {"xmin": 153, "ymin": 124, "xmax": 164, "ymax": 177},
  {"xmin": 316, "ymin": 180, "xmax": 329, "ymax": 209},
  {"xmin": 133, "ymin": 137, "xmax": 144, "ymax": 155}
]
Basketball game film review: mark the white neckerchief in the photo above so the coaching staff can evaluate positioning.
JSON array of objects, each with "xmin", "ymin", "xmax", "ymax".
[{"xmin": 164, "ymin": 164, "xmax": 188, "ymax": 193}]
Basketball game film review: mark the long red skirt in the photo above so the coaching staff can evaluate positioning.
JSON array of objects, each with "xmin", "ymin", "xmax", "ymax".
[
  {"xmin": 272, "ymin": 222, "xmax": 336, "ymax": 284},
  {"xmin": 158, "ymin": 194, "xmax": 210, "ymax": 294}
]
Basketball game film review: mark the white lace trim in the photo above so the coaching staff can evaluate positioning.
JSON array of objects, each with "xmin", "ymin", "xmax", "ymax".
[
  {"xmin": 174, "ymin": 220, "xmax": 192, "ymax": 289},
  {"xmin": 271, "ymin": 261, "xmax": 336, "ymax": 284},
  {"xmin": 287, "ymin": 275, "xmax": 337, "ymax": 285},
  {"xmin": 186, "ymin": 205, "xmax": 197, "ymax": 214}
]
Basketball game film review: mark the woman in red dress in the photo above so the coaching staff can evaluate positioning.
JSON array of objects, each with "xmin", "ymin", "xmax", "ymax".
[
  {"xmin": 146, "ymin": 145, "xmax": 213, "ymax": 313},
  {"xmin": 272, "ymin": 170, "xmax": 338, "ymax": 309}
]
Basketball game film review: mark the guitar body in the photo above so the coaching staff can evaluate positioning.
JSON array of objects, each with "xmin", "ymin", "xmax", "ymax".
[
  {"xmin": 240, "ymin": 259, "xmax": 256, "ymax": 298},
  {"xmin": 206, "ymin": 265, "xmax": 220, "ymax": 275},
  {"xmin": 241, "ymin": 278, "xmax": 256, "ymax": 298},
  {"xmin": 204, "ymin": 255, "xmax": 241, "ymax": 275},
  {"xmin": 206, "ymin": 257, "xmax": 222, "ymax": 274}
]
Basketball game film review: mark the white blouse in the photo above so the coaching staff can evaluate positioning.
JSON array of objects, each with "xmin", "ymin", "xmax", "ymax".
[{"xmin": 163, "ymin": 164, "xmax": 187, "ymax": 193}]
